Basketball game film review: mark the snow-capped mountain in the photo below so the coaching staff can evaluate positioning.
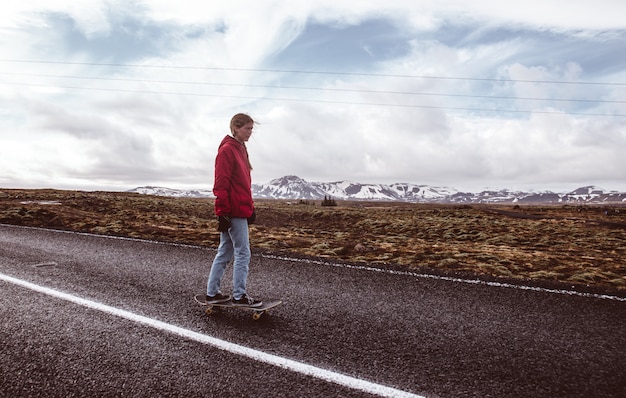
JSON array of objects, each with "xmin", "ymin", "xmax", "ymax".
[
  {"xmin": 254, "ymin": 176, "xmax": 458, "ymax": 202},
  {"xmin": 253, "ymin": 175, "xmax": 327, "ymax": 200},
  {"xmin": 129, "ymin": 178, "xmax": 626, "ymax": 203},
  {"xmin": 389, "ymin": 183, "xmax": 459, "ymax": 202},
  {"xmin": 129, "ymin": 186, "xmax": 213, "ymax": 198},
  {"xmin": 437, "ymin": 185, "xmax": 625, "ymax": 204}
]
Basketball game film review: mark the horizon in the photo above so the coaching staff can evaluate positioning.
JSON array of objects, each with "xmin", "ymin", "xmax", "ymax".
[
  {"xmin": 2, "ymin": 175, "xmax": 624, "ymax": 195},
  {"xmin": 3, "ymin": 175, "xmax": 616, "ymax": 195}
]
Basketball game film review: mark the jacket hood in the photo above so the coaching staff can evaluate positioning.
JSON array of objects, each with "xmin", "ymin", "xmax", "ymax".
[{"xmin": 219, "ymin": 135, "xmax": 240, "ymax": 149}]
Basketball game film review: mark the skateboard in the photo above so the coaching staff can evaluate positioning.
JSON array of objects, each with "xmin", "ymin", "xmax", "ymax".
[{"xmin": 194, "ymin": 294, "xmax": 282, "ymax": 320}]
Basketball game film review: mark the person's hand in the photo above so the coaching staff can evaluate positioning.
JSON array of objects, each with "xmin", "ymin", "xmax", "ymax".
[
  {"xmin": 217, "ymin": 215, "xmax": 231, "ymax": 232},
  {"xmin": 247, "ymin": 210, "xmax": 256, "ymax": 225}
]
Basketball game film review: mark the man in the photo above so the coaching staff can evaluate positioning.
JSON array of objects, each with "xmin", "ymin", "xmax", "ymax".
[{"xmin": 205, "ymin": 113, "xmax": 262, "ymax": 307}]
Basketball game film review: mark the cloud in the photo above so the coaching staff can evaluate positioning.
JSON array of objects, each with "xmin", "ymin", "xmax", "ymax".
[{"xmin": 0, "ymin": 1, "xmax": 625, "ymax": 192}]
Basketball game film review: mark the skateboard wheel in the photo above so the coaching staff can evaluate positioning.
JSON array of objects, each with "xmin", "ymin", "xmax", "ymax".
[
  {"xmin": 252, "ymin": 312, "xmax": 262, "ymax": 320},
  {"xmin": 205, "ymin": 307, "xmax": 214, "ymax": 315}
]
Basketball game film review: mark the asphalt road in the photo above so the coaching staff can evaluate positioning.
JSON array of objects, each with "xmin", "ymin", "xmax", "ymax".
[{"xmin": 1, "ymin": 224, "xmax": 625, "ymax": 398}]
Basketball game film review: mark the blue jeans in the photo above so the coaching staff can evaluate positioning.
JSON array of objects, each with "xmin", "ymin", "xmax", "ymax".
[{"xmin": 206, "ymin": 218, "xmax": 250, "ymax": 300}]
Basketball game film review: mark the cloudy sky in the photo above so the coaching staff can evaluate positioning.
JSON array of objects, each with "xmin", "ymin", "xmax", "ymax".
[{"xmin": 1, "ymin": 0, "xmax": 625, "ymax": 193}]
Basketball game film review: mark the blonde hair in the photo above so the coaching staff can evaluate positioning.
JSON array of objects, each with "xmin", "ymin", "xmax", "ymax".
[{"xmin": 229, "ymin": 113, "xmax": 254, "ymax": 170}]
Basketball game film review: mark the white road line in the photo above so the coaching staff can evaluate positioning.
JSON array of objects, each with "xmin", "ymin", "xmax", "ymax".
[
  {"xmin": 262, "ymin": 254, "xmax": 626, "ymax": 302},
  {"xmin": 32, "ymin": 261, "xmax": 58, "ymax": 268},
  {"xmin": 0, "ymin": 272, "xmax": 425, "ymax": 398}
]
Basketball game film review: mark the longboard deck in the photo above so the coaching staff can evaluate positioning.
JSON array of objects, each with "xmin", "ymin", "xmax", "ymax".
[{"xmin": 194, "ymin": 294, "xmax": 282, "ymax": 320}]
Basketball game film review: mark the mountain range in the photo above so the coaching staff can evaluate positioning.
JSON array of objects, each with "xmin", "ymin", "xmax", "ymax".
[{"xmin": 129, "ymin": 175, "xmax": 626, "ymax": 204}]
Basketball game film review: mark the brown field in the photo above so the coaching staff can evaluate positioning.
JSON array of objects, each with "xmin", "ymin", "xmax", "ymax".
[{"xmin": 1, "ymin": 188, "xmax": 625, "ymax": 294}]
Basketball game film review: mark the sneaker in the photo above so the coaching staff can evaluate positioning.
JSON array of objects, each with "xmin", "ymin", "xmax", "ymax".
[
  {"xmin": 232, "ymin": 294, "xmax": 263, "ymax": 308},
  {"xmin": 205, "ymin": 293, "xmax": 231, "ymax": 304}
]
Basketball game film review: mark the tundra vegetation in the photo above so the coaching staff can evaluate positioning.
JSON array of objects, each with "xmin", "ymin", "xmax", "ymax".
[{"xmin": 1, "ymin": 189, "xmax": 624, "ymax": 293}]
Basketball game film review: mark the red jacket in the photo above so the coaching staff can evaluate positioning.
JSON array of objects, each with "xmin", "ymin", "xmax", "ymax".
[{"xmin": 213, "ymin": 135, "xmax": 254, "ymax": 218}]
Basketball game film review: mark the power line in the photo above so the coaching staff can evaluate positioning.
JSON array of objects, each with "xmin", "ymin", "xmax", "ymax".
[
  {"xmin": 1, "ymin": 58, "xmax": 625, "ymax": 86},
  {"xmin": 1, "ymin": 72, "xmax": 624, "ymax": 105},
  {"xmin": 2, "ymin": 60, "xmax": 623, "ymax": 117},
  {"xmin": 2, "ymin": 81, "xmax": 624, "ymax": 117}
]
